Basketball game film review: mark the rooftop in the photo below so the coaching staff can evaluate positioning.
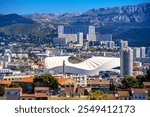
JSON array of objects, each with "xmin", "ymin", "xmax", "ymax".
[
  {"xmin": 57, "ymin": 78, "xmax": 76, "ymax": 84},
  {"xmin": 143, "ymin": 82, "xmax": 150, "ymax": 86},
  {"xmin": 20, "ymin": 94, "xmax": 35, "ymax": 97},
  {"xmin": 14, "ymin": 78, "xmax": 34, "ymax": 83},
  {"xmin": 5, "ymin": 87, "xmax": 22, "ymax": 91},
  {"xmin": 35, "ymin": 87, "xmax": 49, "ymax": 91},
  {"xmin": 35, "ymin": 93, "xmax": 48, "ymax": 97},
  {"xmin": 0, "ymin": 80, "xmax": 12, "ymax": 85},
  {"xmin": 87, "ymin": 79, "xmax": 110, "ymax": 85},
  {"xmin": 131, "ymin": 88, "xmax": 148, "ymax": 94},
  {"xmin": 118, "ymin": 91, "xmax": 130, "ymax": 97}
]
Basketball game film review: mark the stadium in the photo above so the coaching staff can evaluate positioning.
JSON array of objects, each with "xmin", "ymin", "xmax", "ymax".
[{"xmin": 44, "ymin": 56, "xmax": 120, "ymax": 75}]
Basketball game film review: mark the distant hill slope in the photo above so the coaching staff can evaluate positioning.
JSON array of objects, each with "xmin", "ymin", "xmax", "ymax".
[
  {"xmin": 0, "ymin": 3, "xmax": 150, "ymax": 46},
  {"xmin": 0, "ymin": 14, "xmax": 35, "ymax": 26}
]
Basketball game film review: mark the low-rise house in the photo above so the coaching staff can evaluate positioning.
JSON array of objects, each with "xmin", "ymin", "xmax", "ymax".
[
  {"xmin": 2, "ymin": 75, "xmax": 34, "ymax": 81},
  {"xmin": 131, "ymin": 88, "xmax": 148, "ymax": 100},
  {"xmin": 87, "ymin": 79, "xmax": 110, "ymax": 91},
  {"xmin": 20, "ymin": 94, "xmax": 35, "ymax": 100},
  {"xmin": 13, "ymin": 77, "xmax": 34, "ymax": 93},
  {"xmin": 143, "ymin": 82, "xmax": 150, "ymax": 93},
  {"xmin": 0, "ymin": 80, "xmax": 11, "ymax": 87},
  {"xmin": 5, "ymin": 87, "xmax": 22, "ymax": 100},
  {"xmin": 34, "ymin": 87, "xmax": 49, "ymax": 100},
  {"xmin": 106, "ymin": 94, "xmax": 116, "ymax": 100},
  {"xmin": 57, "ymin": 78, "xmax": 77, "ymax": 97},
  {"xmin": 116, "ymin": 91, "xmax": 130, "ymax": 100}
]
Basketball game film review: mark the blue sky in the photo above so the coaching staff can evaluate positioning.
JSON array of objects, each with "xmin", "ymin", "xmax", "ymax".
[{"xmin": 0, "ymin": 0, "xmax": 149, "ymax": 14}]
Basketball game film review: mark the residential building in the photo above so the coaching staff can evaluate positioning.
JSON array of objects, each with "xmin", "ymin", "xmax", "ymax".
[
  {"xmin": 5, "ymin": 87, "xmax": 22, "ymax": 100},
  {"xmin": 87, "ymin": 79, "xmax": 110, "ymax": 91},
  {"xmin": 57, "ymin": 78, "xmax": 77, "ymax": 97},
  {"xmin": 133, "ymin": 47, "xmax": 140, "ymax": 59},
  {"xmin": 143, "ymin": 82, "xmax": 150, "ymax": 93},
  {"xmin": 34, "ymin": 87, "xmax": 49, "ymax": 100},
  {"xmin": 117, "ymin": 91, "xmax": 130, "ymax": 100},
  {"xmin": 108, "ymin": 41, "xmax": 115, "ymax": 48},
  {"xmin": 0, "ymin": 80, "xmax": 11, "ymax": 87},
  {"xmin": 131, "ymin": 88, "xmax": 148, "ymax": 100},
  {"xmin": 140, "ymin": 47, "xmax": 146, "ymax": 58},
  {"xmin": 13, "ymin": 77, "xmax": 34, "ymax": 93},
  {"xmin": 120, "ymin": 40, "xmax": 128, "ymax": 48},
  {"xmin": 20, "ymin": 94, "xmax": 35, "ymax": 100},
  {"xmin": 77, "ymin": 32, "xmax": 83, "ymax": 46}
]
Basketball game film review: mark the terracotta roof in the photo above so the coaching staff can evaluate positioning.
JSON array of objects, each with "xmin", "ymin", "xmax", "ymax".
[
  {"xmin": 57, "ymin": 78, "xmax": 68, "ymax": 84},
  {"xmin": 20, "ymin": 94, "xmax": 35, "ymax": 97},
  {"xmin": 118, "ymin": 91, "xmax": 130, "ymax": 97},
  {"xmin": 35, "ymin": 93, "xmax": 48, "ymax": 97},
  {"xmin": 35, "ymin": 87, "xmax": 49, "ymax": 91},
  {"xmin": 5, "ymin": 87, "xmax": 22, "ymax": 91},
  {"xmin": 143, "ymin": 82, "xmax": 150, "ymax": 86},
  {"xmin": 106, "ymin": 94, "xmax": 116, "ymax": 100},
  {"xmin": 0, "ymin": 80, "xmax": 12, "ymax": 85},
  {"xmin": 3, "ymin": 75, "xmax": 34, "ymax": 79},
  {"xmin": 14, "ymin": 78, "xmax": 34, "ymax": 83},
  {"xmin": 87, "ymin": 80, "xmax": 110, "ymax": 85},
  {"xmin": 131, "ymin": 88, "xmax": 148, "ymax": 94},
  {"xmin": 57, "ymin": 78, "xmax": 76, "ymax": 84}
]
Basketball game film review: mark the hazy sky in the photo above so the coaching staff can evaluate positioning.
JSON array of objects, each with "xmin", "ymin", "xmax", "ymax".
[{"xmin": 0, "ymin": 0, "xmax": 149, "ymax": 14}]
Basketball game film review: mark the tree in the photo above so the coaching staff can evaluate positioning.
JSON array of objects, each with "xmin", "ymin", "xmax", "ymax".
[
  {"xmin": 121, "ymin": 75, "xmax": 139, "ymax": 89},
  {"xmin": 9, "ymin": 82, "xmax": 20, "ymax": 88},
  {"xmin": 34, "ymin": 74, "xmax": 58, "ymax": 89},
  {"xmin": 145, "ymin": 69, "xmax": 150, "ymax": 81},
  {"xmin": 136, "ymin": 75, "xmax": 146, "ymax": 87},
  {"xmin": 87, "ymin": 90, "xmax": 108, "ymax": 100},
  {"xmin": 0, "ymin": 86, "xmax": 4, "ymax": 96}
]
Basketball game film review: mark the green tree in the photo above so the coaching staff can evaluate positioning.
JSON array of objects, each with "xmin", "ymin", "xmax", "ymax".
[
  {"xmin": 136, "ymin": 75, "xmax": 146, "ymax": 87},
  {"xmin": 121, "ymin": 75, "xmax": 139, "ymax": 89},
  {"xmin": 88, "ymin": 90, "xmax": 108, "ymax": 100},
  {"xmin": 146, "ymin": 69, "xmax": 150, "ymax": 81},
  {"xmin": 9, "ymin": 82, "xmax": 20, "ymax": 88},
  {"xmin": 0, "ymin": 86, "xmax": 4, "ymax": 96},
  {"xmin": 34, "ymin": 74, "xmax": 58, "ymax": 89}
]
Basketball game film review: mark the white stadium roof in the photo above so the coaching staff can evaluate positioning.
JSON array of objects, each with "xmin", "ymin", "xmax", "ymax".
[{"xmin": 45, "ymin": 56, "xmax": 120, "ymax": 75}]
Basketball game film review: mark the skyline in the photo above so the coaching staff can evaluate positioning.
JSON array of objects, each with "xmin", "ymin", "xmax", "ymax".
[{"xmin": 0, "ymin": 0, "xmax": 149, "ymax": 14}]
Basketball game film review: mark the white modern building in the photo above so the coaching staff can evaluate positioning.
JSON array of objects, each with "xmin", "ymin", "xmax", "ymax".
[
  {"xmin": 77, "ymin": 33, "xmax": 83, "ymax": 46},
  {"xmin": 120, "ymin": 40, "xmax": 128, "ymax": 49},
  {"xmin": 140, "ymin": 47, "xmax": 146, "ymax": 58},
  {"xmin": 133, "ymin": 47, "xmax": 140, "ymax": 59},
  {"xmin": 108, "ymin": 41, "xmax": 115, "ymax": 48},
  {"xmin": 45, "ymin": 56, "xmax": 120, "ymax": 76}
]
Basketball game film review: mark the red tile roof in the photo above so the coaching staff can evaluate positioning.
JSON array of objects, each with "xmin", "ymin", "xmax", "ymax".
[
  {"xmin": 35, "ymin": 93, "xmax": 48, "ymax": 97},
  {"xmin": 14, "ymin": 78, "xmax": 34, "ymax": 83},
  {"xmin": 0, "ymin": 80, "xmax": 11, "ymax": 85},
  {"xmin": 87, "ymin": 80, "xmax": 110, "ymax": 85},
  {"xmin": 131, "ymin": 88, "xmax": 148, "ymax": 94},
  {"xmin": 57, "ymin": 78, "xmax": 76, "ymax": 84},
  {"xmin": 20, "ymin": 94, "xmax": 35, "ymax": 97},
  {"xmin": 35, "ymin": 87, "xmax": 49, "ymax": 91},
  {"xmin": 5, "ymin": 87, "xmax": 22, "ymax": 91},
  {"xmin": 143, "ymin": 82, "xmax": 150, "ymax": 86},
  {"xmin": 118, "ymin": 91, "xmax": 130, "ymax": 97}
]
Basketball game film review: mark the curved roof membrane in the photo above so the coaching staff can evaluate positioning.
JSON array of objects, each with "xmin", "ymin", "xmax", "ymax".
[{"xmin": 45, "ymin": 56, "xmax": 120, "ymax": 75}]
